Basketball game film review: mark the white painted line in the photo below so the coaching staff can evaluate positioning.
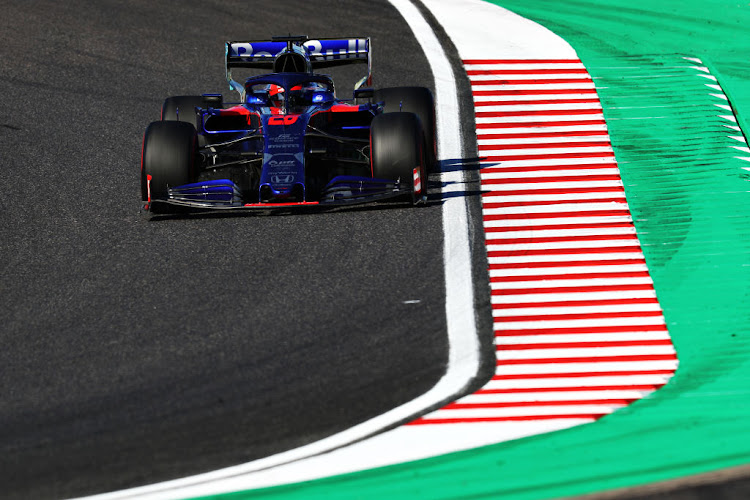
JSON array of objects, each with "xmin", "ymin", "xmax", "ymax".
[
  {"xmin": 487, "ymin": 240, "xmax": 641, "ymax": 251},
  {"xmin": 487, "ymin": 232, "xmax": 638, "ymax": 244},
  {"xmin": 476, "ymin": 124, "xmax": 608, "ymax": 133},
  {"xmin": 484, "ymin": 216, "xmax": 633, "ymax": 228},
  {"xmin": 493, "ymin": 303, "xmax": 663, "ymax": 316},
  {"xmin": 482, "ymin": 168, "xmax": 621, "ymax": 179},
  {"xmin": 495, "ymin": 278, "xmax": 655, "ymax": 290},
  {"xmin": 484, "ymin": 227, "xmax": 637, "ymax": 239},
  {"xmin": 482, "ymin": 180, "xmax": 624, "ymax": 192},
  {"xmin": 495, "ymin": 316, "xmax": 665, "ymax": 330},
  {"xmin": 484, "ymin": 202, "xmax": 630, "ymax": 215},
  {"xmin": 489, "ymin": 264, "xmax": 648, "ymax": 277},
  {"xmin": 495, "ymin": 345, "xmax": 674, "ymax": 360},
  {"xmin": 483, "ymin": 191, "xmax": 627, "ymax": 204},
  {"xmin": 492, "ymin": 290, "xmax": 659, "ymax": 304},
  {"xmin": 472, "ymin": 83, "xmax": 597, "ymax": 92},
  {"xmin": 496, "ymin": 332, "xmax": 672, "ymax": 344},
  {"xmin": 469, "ymin": 73, "xmax": 594, "ymax": 81},
  {"xmin": 479, "ymin": 157, "xmax": 618, "ymax": 168},
  {"xmin": 480, "ymin": 146, "xmax": 614, "ymax": 156},
  {"xmin": 476, "ymin": 103, "xmax": 603, "ymax": 113},
  {"xmin": 473, "ymin": 93, "xmax": 600, "ymax": 102},
  {"xmin": 478, "ymin": 135, "xmax": 610, "ymax": 145},
  {"xmin": 476, "ymin": 112, "xmax": 604, "ymax": 123},
  {"xmin": 484, "ymin": 374, "xmax": 672, "ymax": 390},
  {"xmin": 464, "ymin": 62, "xmax": 586, "ymax": 69},
  {"xmin": 488, "ymin": 249, "xmax": 644, "ymax": 261},
  {"xmin": 422, "ymin": 405, "xmax": 619, "ymax": 419},
  {"xmin": 482, "ymin": 197, "xmax": 627, "ymax": 208},
  {"xmin": 494, "ymin": 360, "xmax": 679, "ymax": 376},
  {"xmin": 458, "ymin": 389, "xmax": 655, "ymax": 403}
]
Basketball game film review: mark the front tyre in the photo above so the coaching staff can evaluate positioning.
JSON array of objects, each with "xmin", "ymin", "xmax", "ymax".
[
  {"xmin": 370, "ymin": 112, "xmax": 426, "ymax": 204},
  {"xmin": 161, "ymin": 96, "xmax": 206, "ymax": 129},
  {"xmin": 374, "ymin": 87, "xmax": 436, "ymax": 173},
  {"xmin": 141, "ymin": 120, "xmax": 198, "ymax": 211}
]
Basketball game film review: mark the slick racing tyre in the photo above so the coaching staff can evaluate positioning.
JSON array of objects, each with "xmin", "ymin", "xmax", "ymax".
[
  {"xmin": 141, "ymin": 120, "xmax": 198, "ymax": 211},
  {"xmin": 161, "ymin": 95, "xmax": 207, "ymax": 130},
  {"xmin": 374, "ymin": 86, "xmax": 436, "ymax": 173},
  {"xmin": 370, "ymin": 112, "xmax": 426, "ymax": 204}
]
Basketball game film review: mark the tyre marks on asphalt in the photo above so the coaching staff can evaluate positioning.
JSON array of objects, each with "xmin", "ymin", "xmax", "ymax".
[{"xmin": 412, "ymin": 58, "xmax": 678, "ymax": 425}]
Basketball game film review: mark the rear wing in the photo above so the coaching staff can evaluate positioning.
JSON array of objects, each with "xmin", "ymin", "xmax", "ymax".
[{"xmin": 225, "ymin": 37, "xmax": 372, "ymax": 98}]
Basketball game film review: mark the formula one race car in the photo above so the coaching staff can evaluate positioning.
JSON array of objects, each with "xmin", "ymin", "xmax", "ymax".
[{"xmin": 140, "ymin": 35, "xmax": 436, "ymax": 212}]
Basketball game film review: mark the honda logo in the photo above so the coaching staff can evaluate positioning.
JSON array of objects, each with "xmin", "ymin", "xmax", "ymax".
[{"xmin": 271, "ymin": 174, "xmax": 295, "ymax": 183}]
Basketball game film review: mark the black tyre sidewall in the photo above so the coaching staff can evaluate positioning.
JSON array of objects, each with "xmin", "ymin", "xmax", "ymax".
[
  {"xmin": 161, "ymin": 96, "xmax": 206, "ymax": 130},
  {"xmin": 141, "ymin": 120, "xmax": 197, "ymax": 204},
  {"xmin": 374, "ymin": 87, "xmax": 436, "ymax": 172},
  {"xmin": 370, "ymin": 112, "xmax": 425, "ymax": 202}
]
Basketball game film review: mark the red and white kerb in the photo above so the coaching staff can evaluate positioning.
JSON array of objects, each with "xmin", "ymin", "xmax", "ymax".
[{"xmin": 412, "ymin": 59, "xmax": 678, "ymax": 425}]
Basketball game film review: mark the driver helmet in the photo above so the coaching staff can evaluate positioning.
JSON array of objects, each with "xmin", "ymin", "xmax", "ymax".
[{"xmin": 268, "ymin": 84, "xmax": 284, "ymax": 108}]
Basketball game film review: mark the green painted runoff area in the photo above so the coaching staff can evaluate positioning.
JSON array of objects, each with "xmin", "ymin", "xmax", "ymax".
[{"xmin": 197, "ymin": 1, "xmax": 750, "ymax": 498}]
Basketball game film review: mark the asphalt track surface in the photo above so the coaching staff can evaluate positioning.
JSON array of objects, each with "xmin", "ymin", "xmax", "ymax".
[{"xmin": 0, "ymin": 1, "xmax": 479, "ymax": 498}]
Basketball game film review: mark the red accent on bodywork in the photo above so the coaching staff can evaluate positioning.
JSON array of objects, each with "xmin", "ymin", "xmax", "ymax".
[
  {"xmin": 331, "ymin": 104, "xmax": 362, "ymax": 112},
  {"xmin": 220, "ymin": 105, "xmax": 262, "ymax": 126},
  {"xmin": 224, "ymin": 105, "xmax": 252, "ymax": 114},
  {"xmin": 243, "ymin": 201, "xmax": 319, "ymax": 207},
  {"xmin": 268, "ymin": 115, "xmax": 300, "ymax": 125}
]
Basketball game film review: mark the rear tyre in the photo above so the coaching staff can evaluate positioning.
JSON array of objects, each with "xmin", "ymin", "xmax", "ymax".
[
  {"xmin": 141, "ymin": 120, "xmax": 198, "ymax": 212},
  {"xmin": 161, "ymin": 96, "xmax": 205, "ymax": 129},
  {"xmin": 370, "ymin": 112, "xmax": 425, "ymax": 204},
  {"xmin": 374, "ymin": 87, "xmax": 436, "ymax": 173}
]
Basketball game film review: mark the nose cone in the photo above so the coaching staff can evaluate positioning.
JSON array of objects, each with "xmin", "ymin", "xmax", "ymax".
[{"xmin": 260, "ymin": 112, "xmax": 308, "ymax": 202}]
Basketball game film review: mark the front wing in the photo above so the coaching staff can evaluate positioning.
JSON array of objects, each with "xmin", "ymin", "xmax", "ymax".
[{"xmin": 146, "ymin": 176, "xmax": 411, "ymax": 211}]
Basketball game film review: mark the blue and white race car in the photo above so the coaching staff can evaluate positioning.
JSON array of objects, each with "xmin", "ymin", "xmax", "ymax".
[{"xmin": 140, "ymin": 35, "xmax": 436, "ymax": 212}]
